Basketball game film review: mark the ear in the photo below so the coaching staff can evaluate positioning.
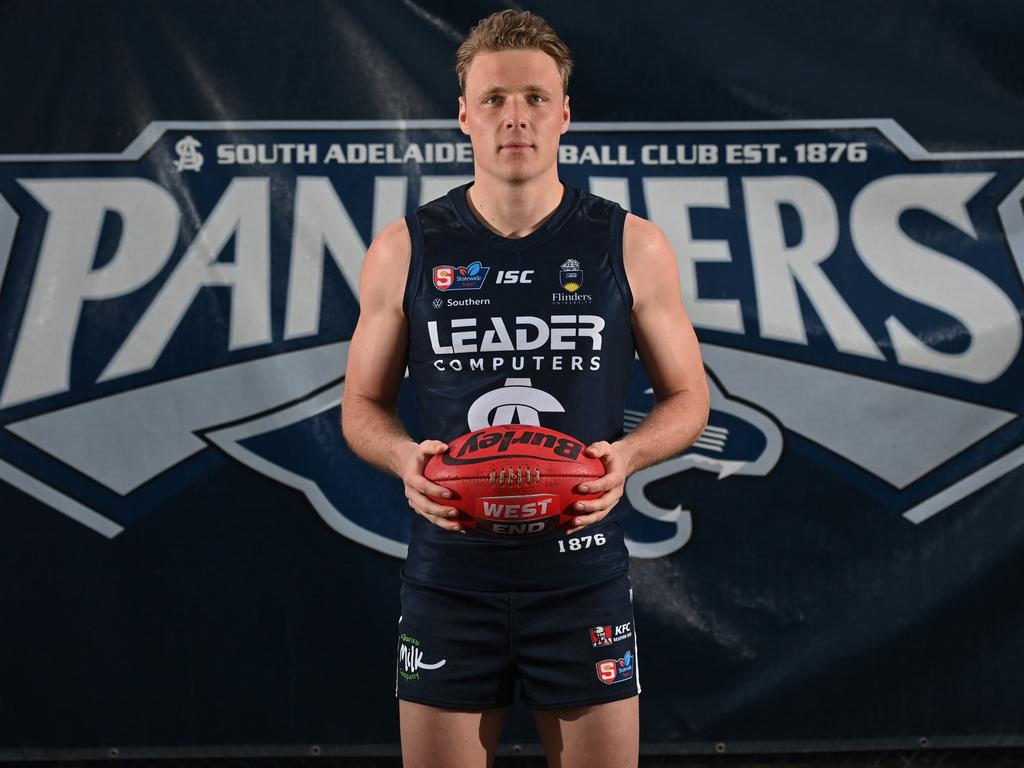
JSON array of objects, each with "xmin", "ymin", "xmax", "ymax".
[
  {"xmin": 458, "ymin": 95, "xmax": 470, "ymax": 136},
  {"xmin": 560, "ymin": 94, "xmax": 571, "ymax": 135}
]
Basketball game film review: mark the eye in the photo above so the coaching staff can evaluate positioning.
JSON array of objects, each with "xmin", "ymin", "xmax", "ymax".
[
  {"xmin": 484, "ymin": 95, "xmax": 501, "ymax": 105},
  {"xmin": 529, "ymin": 94, "xmax": 546, "ymax": 103}
]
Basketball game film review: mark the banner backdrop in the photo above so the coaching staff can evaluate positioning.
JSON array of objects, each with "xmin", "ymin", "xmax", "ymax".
[{"xmin": 1, "ymin": 1, "xmax": 1023, "ymax": 759}]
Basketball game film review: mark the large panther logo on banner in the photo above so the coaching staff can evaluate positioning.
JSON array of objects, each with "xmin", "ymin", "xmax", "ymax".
[{"xmin": 0, "ymin": 120, "xmax": 1021, "ymax": 558}]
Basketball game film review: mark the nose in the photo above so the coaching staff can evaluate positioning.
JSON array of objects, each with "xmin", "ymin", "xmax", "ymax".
[{"xmin": 504, "ymin": 98, "xmax": 527, "ymax": 129}]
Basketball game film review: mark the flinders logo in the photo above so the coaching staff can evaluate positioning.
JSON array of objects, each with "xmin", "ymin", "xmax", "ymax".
[
  {"xmin": 554, "ymin": 258, "xmax": 592, "ymax": 304},
  {"xmin": 559, "ymin": 258, "xmax": 582, "ymax": 292}
]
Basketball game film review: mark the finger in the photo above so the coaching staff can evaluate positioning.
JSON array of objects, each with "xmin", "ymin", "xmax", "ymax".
[
  {"xmin": 575, "ymin": 474, "xmax": 623, "ymax": 495},
  {"xmin": 415, "ymin": 476, "xmax": 454, "ymax": 500},
  {"xmin": 408, "ymin": 488, "xmax": 459, "ymax": 520},
  {"xmin": 412, "ymin": 504, "xmax": 463, "ymax": 531},
  {"xmin": 412, "ymin": 441, "xmax": 449, "ymax": 471},
  {"xmin": 419, "ymin": 440, "xmax": 449, "ymax": 456},
  {"xmin": 566, "ymin": 511, "xmax": 607, "ymax": 535},
  {"xmin": 566, "ymin": 503, "xmax": 615, "ymax": 534},
  {"xmin": 569, "ymin": 510, "xmax": 604, "ymax": 529},
  {"xmin": 574, "ymin": 489, "xmax": 622, "ymax": 512},
  {"xmin": 414, "ymin": 507, "xmax": 463, "ymax": 532},
  {"xmin": 585, "ymin": 440, "xmax": 611, "ymax": 458},
  {"xmin": 566, "ymin": 494, "xmax": 622, "ymax": 532}
]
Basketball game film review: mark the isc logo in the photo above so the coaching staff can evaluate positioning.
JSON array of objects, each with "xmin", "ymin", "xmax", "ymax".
[
  {"xmin": 476, "ymin": 493, "xmax": 557, "ymax": 520},
  {"xmin": 495, "ymin": 269, "xmax": 533, "ymax": 284}
]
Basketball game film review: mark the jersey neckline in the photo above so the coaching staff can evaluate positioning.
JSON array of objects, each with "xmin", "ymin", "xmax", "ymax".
[{"xmin": 448, "ymin": 180, "xmax": 580, "ymax": 250}]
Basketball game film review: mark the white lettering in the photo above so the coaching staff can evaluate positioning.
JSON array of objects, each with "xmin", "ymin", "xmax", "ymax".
[
  {"xmin": 450, "ymin": 318, "xmax": 477, "ymax": 353},
  {"xmin": 851, "ymin": 173, "xmax": 1019, "ymax": 382},
  {"xmin": 429, "ymin": 315, "xmax": 604, "ymax": 355},
  {"xmin": 515, "ymin": 315, "xmax": 549, "ymax": 349},
  {"xmin": 2, "ymin": 179, "xmax": 180, "ymax": 406},
  {"xmin": 100, "ymin": 178, "xmax": 272, "ymax": 381},
  {"xmin": 491, "ymin": 521, "xmax": 546, "ymax": 535},
  {"xmin": 743, "ymin": 176, "xmax": 882, "ymax": 358},
  {"xmin": 644, "ymin": 177, "xmax": 744, "ymax": 333},
  {"xmin": 285, "ymin": 177, "xmax": 366, "ymax": 339},
  {"xmin": 480, "ymin": 317, "xmax": 514, "ymax": 351}
]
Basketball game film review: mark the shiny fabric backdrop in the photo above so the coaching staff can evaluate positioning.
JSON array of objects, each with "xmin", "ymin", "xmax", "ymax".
[{"xmin": 0, "ymin": 0, "xmax": 1023, "ymax": 759}]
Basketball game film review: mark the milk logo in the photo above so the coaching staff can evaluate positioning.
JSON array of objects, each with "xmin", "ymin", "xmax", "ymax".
[
  {"xmin": 397, "ymin": 633, "xmax": 446, "ymax": 681},
  {"xmin": 0, "ymin": 119, "xmax": 1022, "ymax": 566},
  {"xmin": 173, "ymin": 135, "xmax": 203, "ymax": 172}
]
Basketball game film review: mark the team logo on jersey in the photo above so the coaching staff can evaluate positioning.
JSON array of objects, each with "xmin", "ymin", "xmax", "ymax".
[
  {"xmin": 590, "ymin": 626, "xmax": 613, "ymax": 647},
  {"xmin": 433, "ymin": 260, "xmax": 490, "ymax": 291},
  {"xmin": 596, "ymin": 652, "xmax": 634, "ymax": 684},
  {"xmin": 559, "ymin": 258, "xmax": 582, "ymax": 292},
  {"xmin": 466, "ymin": 378, "xmax": 566, "ymax": 430}
]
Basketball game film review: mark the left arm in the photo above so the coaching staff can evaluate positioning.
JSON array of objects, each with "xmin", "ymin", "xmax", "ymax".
[{"xmin": 568, "ymin": 213, "xmax": 710, "ymax": 533}]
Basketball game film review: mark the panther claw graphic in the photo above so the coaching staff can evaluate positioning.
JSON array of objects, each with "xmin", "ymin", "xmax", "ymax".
[{"xmin": 622, "ymin": 370, "xmax": 783, "ymax": 559}]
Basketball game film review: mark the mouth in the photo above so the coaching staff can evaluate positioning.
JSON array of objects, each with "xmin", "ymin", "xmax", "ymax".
[{"xmin": 501, "ymin": 143, "xmax": 533, "ymax": 151}]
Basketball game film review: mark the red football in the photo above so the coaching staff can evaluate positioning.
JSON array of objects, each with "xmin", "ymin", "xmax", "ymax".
[{"xmin": 424, "ymin": 424, "xmax": 605, "ymax": 536}]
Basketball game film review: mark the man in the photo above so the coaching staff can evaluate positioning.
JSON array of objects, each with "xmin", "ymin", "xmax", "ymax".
[{"xmin": 341, "ymin": 9, "xmax": 709, "ymax": 768}]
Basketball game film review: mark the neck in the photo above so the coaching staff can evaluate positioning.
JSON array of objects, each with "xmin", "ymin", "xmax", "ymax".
[{"xmin": 465, "ymin": 169, "xmax": 565, "ymax": 239}]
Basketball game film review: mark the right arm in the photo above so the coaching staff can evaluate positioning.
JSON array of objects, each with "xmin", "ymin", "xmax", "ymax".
[{"xmin": 340, "ymin": 218, "xmax": 463, "ymax": 532}]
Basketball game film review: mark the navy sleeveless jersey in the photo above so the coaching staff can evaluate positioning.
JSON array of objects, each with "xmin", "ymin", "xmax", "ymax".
[{"xmin": 400, "ymin": 181, "xmax": 635, "ymax": 591}]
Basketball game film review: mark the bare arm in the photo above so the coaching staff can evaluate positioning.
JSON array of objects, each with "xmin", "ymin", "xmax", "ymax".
[
  {"xmin": 569, "ymin": 212, "xmax": 709, "ymax": 532},
  {"xmin": 340, "ymin": 219, "xmax": 462, "ymax": 531},
  {"xmin": 615, "ymin": 213, "xmax": 710, "ymax": 473}
]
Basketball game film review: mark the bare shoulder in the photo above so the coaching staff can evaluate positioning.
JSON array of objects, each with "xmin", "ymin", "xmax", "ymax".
[
  {"xmin": 360, "ymin": 217, "xmax": 412, "ymax": 310},
  {"xmin": 623, "ymin": 212, "xmax": 673, "ymax": 263},
  {"xmin": 366, "ymin": 218, "xmax": 411, "ymax": 272},
  {"xmin": 622, "ymin": 212, "xmax": 679, "ymax": 310}
]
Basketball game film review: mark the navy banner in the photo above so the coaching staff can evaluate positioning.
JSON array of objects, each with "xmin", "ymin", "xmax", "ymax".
[{"xmin": 1, "ymin": 1, "xmax": 1023, "ymax": 759}]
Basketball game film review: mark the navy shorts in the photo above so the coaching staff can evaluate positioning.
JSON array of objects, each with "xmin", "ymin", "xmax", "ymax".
[{"xmin": 395, "ymin": 570, "xmax": 641, "ymax": 710}]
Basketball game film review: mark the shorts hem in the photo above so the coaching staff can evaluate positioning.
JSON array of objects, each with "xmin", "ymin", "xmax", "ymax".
[
  {"xmin": 397, "ymin": 691, "xmax": 512, "ymax": 711},
  {"xmin": 523, "ymin": 687, "xmax": 640, "ymax": 710}
]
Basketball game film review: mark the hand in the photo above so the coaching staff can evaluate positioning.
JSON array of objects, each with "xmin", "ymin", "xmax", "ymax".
[
  {"xmin": 399, "ymin": 439, "xmax": 463, "ymax": 532},
  {"xmin": 567, "ymin": 440, "xmax": 630, "ymax": 535}
]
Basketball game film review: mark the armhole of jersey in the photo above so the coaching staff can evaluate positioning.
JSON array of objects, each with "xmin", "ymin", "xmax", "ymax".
[
  {"xmin": 608, "ymin": 204, "xmax": 633, "ymax": 313},
  {"xmin": 402, "ymin": 211, "xmax": 424, "ymax": 320}
]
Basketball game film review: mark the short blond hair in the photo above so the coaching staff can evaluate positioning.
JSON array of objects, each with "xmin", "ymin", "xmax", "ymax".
[{"xmin": 455, "ymin": 9, "xmax": 573, "ymax": 96}]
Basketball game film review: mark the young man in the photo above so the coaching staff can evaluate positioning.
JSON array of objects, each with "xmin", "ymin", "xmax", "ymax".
[{"xmin": 342, "ymin": 9, "xmax": 709, "ymax": 768}]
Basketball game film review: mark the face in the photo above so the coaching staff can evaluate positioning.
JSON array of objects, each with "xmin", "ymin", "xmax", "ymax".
[{"xmin": 459, "ymin": 48, "xmax": 570, "ymax": 184}]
